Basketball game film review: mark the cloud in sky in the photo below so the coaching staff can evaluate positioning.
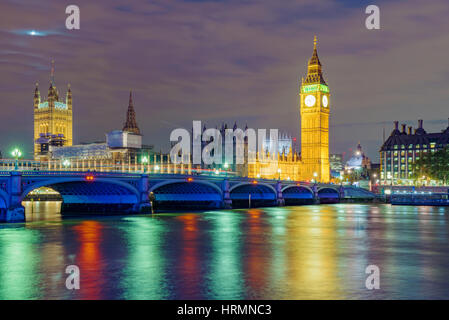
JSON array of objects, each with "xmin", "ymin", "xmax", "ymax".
[{"xmin": 1, "ymin": 0, "xmax": 449, "ymax": 161}]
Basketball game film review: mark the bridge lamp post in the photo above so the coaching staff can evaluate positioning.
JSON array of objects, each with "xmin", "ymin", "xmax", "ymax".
[
  {"xmin": 141, "ymin": 156, "xmax": 149, "ymax": 173},
  {"xmin": 63, "ymin": 159, "xmax": 71, "ymax": 171},
  {"xmin": 154, "ymin": 165, "xmax": 160, "ymax": 173},
  {"xmin": 277, "ymin": 168, "xmax": 281, "ymax": 181},
  {"xmin": 215, "ymin": 169, "xmax": 220, "ymax": 175},
  {"xmin": 11, "ymin": 148, "xmax": 22, "ymax": 171},
  {"xmin": 313, "ymin": 171, "xmax": 318, "ymax": 183},
  {"xmin": 224, "ymin": 163, "xmax": 229, "ymax": 178}
]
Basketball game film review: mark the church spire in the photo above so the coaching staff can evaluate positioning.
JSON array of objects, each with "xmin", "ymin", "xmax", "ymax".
[
  {"xmin": 50, "ymin": 59, "xmax": 55, "ymax": 86},
  {"xmin": 34, "ymin": 82, "xmax": 40, "ymax": 98},
  {"xmin": 123, "ymin": 90, "xmax": 141, "ymax": 135}
]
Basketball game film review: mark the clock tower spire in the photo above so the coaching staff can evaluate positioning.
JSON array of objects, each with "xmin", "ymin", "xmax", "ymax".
[{"xmin": 300, "ymin": 36, "xmax": 330, "ymax": 183}]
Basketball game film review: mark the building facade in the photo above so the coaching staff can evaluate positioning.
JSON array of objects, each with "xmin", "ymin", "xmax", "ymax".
[
  {"xmin": 299, "ymin": 36, "xmax": 330, "ymax": 182},
  {"xmin": 34, "ymin": 61, "xmax": 73, "ymax": 160},
  {"xmin": 29, "ymin": 40, "xmax": 333, "ymax": 182},
  {"xmin": 39, "ymin": 90, "xmax": 154, "ymax": 170},
  {"xmin": 330, "ymin": 154, "xmax": 344, "ymax": 178},
  {"xmin": 345, "ymin": 143, "xmax": 371, "ymax": 170},
  {"xmin": 380, "ymin": 119, "xmax": 449, "ymax": 185}
]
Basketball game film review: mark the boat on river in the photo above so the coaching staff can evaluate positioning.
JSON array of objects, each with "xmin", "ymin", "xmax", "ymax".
[{"xmin": 390, "ymin": 191, "xmax": 449, "ymax": 206}]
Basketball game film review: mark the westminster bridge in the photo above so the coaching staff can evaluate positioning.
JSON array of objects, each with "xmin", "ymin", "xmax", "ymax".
[{"xmin": 0, "ymin": 160, "xmax": 376, "ymax": 223}]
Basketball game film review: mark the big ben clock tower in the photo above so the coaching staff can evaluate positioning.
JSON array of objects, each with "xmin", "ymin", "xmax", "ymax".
[{"xmin": 300, "ymin": 36, "xmax": 330, "ymax": 183}]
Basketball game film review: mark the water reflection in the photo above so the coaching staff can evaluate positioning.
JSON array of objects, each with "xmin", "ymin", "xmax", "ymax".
[
  {"xmin": 0, "ymin": 227, "xmax": 41, "ymax": 299},
  {"xmin": 285, "ymin": 205, "xmax": 343, "ymax": 299},
  {"xmin": 0, "ymin": 203, "xmax": 448, "ymax": 299},
  {"xmin": 73, "ymin": 221, "xmax": 105, "ymax": 299},
  {"xmin": 175, "ymin": 214, "xmax": 202, "ymax": 299},
  {"xmin": 207, "ymin": 211, "xmax": 244, "ymax": 299},
  {"xmin": 23, "ymin": 201, "xmax": 62, "ymax": 222},
  {"xmin": 120, "ymin": 216, "xmax": 167, "ymax": 299},
  {"xmin": 243, "ymin": 209, "xmax": 269, "ymax": 298}
]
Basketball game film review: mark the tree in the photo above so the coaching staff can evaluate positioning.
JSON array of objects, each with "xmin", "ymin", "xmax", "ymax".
[{"xmin": 411, "ymin": 147, "xmax": 449, "ymax": 184}]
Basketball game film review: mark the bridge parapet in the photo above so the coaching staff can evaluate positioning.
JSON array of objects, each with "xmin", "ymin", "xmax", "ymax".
[
  {"xmin": 0, "ymin": 172, "xmax": 25, "ymax": 222},
  {"xmin": 0, "ymin": 169, "xmax": 377, "ymax": 222}
]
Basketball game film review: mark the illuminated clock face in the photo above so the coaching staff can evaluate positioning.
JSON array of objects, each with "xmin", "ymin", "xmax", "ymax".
[
  {"xmin": 305, "ymin": 95, "xmax": 316, "ymax": 107},
  {"xmin": 322, "ymin": 95, "xmax": 329, "ymax": 107}
]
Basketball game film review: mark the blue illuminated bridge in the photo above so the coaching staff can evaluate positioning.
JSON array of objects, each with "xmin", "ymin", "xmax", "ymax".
[{"xmin": 0, "ymin": 170, "xmax": 376, "ymax": 223}]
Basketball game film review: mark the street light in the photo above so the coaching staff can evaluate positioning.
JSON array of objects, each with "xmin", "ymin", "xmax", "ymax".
[
  {"xmin": 63, "ymin": 159, "xmax": 71, "ymax": 170},
  {"xmin": 215, "ymin": 169, "xmax": 220, "ymax": 175},
  {"xmin": 277, "ymin": 168, "xmax": 281, "ymax": 180},
  {"xmin": 224, "ymin": 162, "xmax": 229, "ymax": 178},
  {"xmin": 312, "ymin": 172, "xmax": 318, "ymax": 183},
  {"xmin": 11, "ymin": 148, "xmax": 22, "ymax": 171},
  {"xmin": 141, "ymin": 156, "xmax": 149, "ymax": 173}
]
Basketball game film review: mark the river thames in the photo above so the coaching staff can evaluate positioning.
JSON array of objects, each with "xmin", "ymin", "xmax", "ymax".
[{"xmin": 0, "ymin": 202, "xmax": 448, "ymax": 299}]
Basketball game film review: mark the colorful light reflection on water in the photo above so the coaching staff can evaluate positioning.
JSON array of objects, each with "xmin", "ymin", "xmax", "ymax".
[{"xmin": 0, "ymin": 203, "xmax": 449, "ymax": 299}]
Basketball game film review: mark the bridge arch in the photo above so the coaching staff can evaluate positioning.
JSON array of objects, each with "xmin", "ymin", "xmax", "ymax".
[
  {"xmin": 229, "ymin": 182, "xmax": 277, "ymax": 208},
  {"xmin": 230, "ymin": 182, "xmax": 277, "ymax": 195},
  {"xmin": 282, "ymin": 185, "xmax": 314, "ymax": 205},
  {"xmin": 150, "ymin": 179, "xmax": 222, "ymax": 195},
  {"xmin": 150, "ymin": 180, "xmax": 223, "ymax": 211},
  {"xmin": 282, "ymin": 185, "xmax": 313, "ymax": 194},
  {"xmin": 317, "ymin": 187, "xmax": 340, "ymax": 203},
  {"xmin": 0, "ymin": 189, "xmax": 9, "ymax": 208},
  {"xmin": 21, "ymin": 177, "xmax": 140, "ymax": 214}
]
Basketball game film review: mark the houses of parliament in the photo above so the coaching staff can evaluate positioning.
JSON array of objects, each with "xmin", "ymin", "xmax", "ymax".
[
  {"xmin": 247, "ymin": 36, "xmax": 331, "ymax": 182},
  {"xmin": 32, "ymin": 37, "xmax": 331, "ymax": 182},
  {"xmin": 33, "ymin": 61, "xmax": 73, "ymax": 160}
]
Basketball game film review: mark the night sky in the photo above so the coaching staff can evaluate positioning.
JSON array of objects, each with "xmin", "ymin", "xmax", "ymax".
[{"xmin": 1, "ymin": 0, "xmax": 449, "ymax": 161}]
